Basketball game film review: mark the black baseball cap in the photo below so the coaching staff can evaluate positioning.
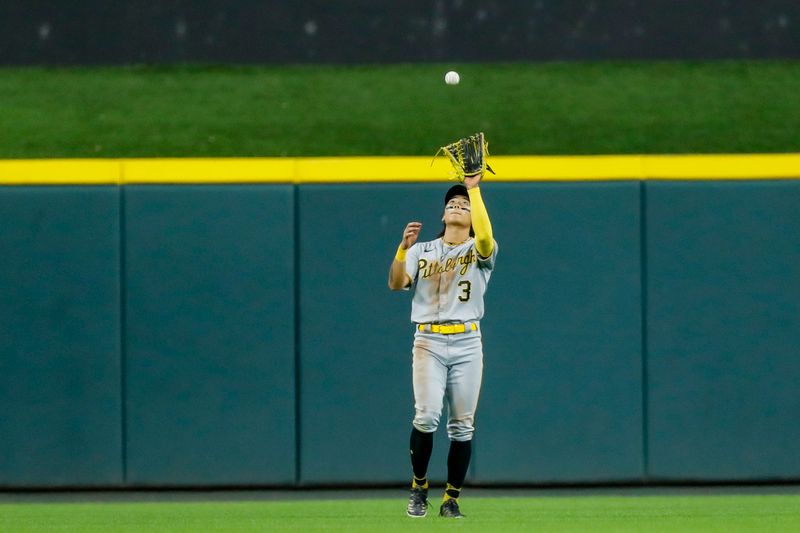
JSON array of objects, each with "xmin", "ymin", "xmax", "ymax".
[{"xmin": 444, "ymin": 184, "xmax": 469, "ymax": 205}]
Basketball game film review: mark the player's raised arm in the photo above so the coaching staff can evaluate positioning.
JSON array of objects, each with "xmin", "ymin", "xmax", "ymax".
[
  {"xmin": 388, "ymin": 221, "xmax": 422, "ymax": 290},
  {"xmin": 464, "ymin": 173, "xmax": 494, "ymax": 258}
]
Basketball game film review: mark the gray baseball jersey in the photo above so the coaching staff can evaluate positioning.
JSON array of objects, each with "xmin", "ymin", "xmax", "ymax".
[{"xmin": 404, "ymin": 237, "xmax": 498, "ymax": 324}]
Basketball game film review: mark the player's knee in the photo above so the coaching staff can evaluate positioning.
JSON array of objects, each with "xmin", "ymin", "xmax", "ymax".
[
  {"xmin": 447, "ymin": 419, "xmax": 475, "ymax": 441},
  {"xmin": 413, "ymin": 410, "xmax": 441, "ymax": 433}
]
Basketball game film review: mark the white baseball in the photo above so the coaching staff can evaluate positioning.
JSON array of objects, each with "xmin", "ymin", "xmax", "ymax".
[{"xmin": 444, "ymin": 71, "xmax": 460, "ymax": 85}]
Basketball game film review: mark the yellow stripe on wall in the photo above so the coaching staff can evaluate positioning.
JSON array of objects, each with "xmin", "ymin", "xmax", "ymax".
[
  {"xmin": 495, "ymin": 155, "xmax": 645, "ymax": 180},
  {"xmin": 124, "ymin": 158, "xmax": 296, "ymax": 184},
  {"xmin": 0, "ymin": 159, "xmax": 122, "ymax": 185},
  {"xmin": 296, "ymin": 156, "xmax": 440, "ymax": 182},
  {"xmin": 0, "ymin": 154, "xmax": 799, "ymax": 185},
  {"xmin": 642, "ymin": 154, "xmax": 800, "ymax": 179}
]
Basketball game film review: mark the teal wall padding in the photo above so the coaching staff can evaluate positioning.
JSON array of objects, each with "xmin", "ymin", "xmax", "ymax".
[
  {"xmin": 473, "ymin": 183, "xmax": 644, "ymax": 483},
  {"xmin": 297, "ymin": 183, "xmax": 642, "ymax": 485},
  {"xmin": 123, "ymin": 186, "xmax": 295, "ymax": 485},
  {"xmin": 646, "ymin": 181, "xmax": 800, "ymax": 480},
  {"xmin": 2, "ymin": 180, "xmax": 800, "ymax": 488},
  {"xmin": 0, "ymin": 187, "xmax": 122, "ymax": 487},
  {"xmin": 297, "ymin": 184, "xmax": 457, "ymax": 484}
]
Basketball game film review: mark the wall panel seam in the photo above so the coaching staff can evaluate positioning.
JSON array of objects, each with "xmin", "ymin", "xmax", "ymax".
[
  {"xmin": 119, "ymin": 185, "xmax": 128, "ymax": 486},
  {"xmin": 293, "ymin": 186, "xmax": 302, "ymax": 485},
  {"xmin": 639, "ymin": 182, "xmax": 649, "ymax": 481}
]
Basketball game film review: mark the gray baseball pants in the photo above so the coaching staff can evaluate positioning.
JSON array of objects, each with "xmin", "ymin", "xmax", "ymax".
[{"xmin": 411, "ymin": 326, "xmax": 483, "ymax": 442}]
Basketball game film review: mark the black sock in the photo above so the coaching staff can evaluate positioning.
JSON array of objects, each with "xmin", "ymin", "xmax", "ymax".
[
  {"xmin": 445, "ymin": 484, "xmax": 461, "ymax": 499},
  {"xmin": 409, "ymin": 427, "xmax": 434, "ymax": 481},
  {"xmin": 446, "ymin": 439, "xmax": 472, "ymax": 494}
]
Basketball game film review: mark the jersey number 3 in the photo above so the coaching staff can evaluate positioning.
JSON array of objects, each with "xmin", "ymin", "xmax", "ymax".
[{"xmin": 458, "ymin": 280, "xmax": 472, "ymax": 302}]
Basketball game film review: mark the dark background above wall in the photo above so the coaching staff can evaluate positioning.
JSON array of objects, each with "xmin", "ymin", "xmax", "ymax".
[{"xmin": 1, "ymin": 1, "xmax": 799, "ymax": 66}]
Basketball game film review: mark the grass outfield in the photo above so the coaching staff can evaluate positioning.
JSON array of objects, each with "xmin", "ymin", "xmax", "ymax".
[
  {"xmin": 2, "ymin": 494, "xmax": 800, "ymax": 532},
  {"xmin": 0, "ymin": 61, "xmax": 799, "ymax": 158}
]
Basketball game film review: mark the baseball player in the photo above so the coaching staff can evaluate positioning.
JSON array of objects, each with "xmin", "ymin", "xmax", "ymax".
[{"xmin": 388, "ymin": 171, "xmax": 497, "ymax": 519}]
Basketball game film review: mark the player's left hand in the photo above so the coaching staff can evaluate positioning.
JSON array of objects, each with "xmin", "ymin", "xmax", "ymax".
[{"xmin": 464, "ymin": 172, "xmax": 483, "ymax": 189}]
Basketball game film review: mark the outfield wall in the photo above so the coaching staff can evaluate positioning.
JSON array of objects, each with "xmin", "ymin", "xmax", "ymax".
[{"xmin": 1, "ymin": 157, "xmax": 799, "ymax": 488}]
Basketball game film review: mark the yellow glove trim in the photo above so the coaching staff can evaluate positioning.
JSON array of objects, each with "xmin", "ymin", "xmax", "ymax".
[
  {"xmin": 467, "ymin": 187, "xmax": 494, "ymax": 258},
  {"xmin": 395, "ymin": 245, "xmax": 408, "ymax": 262}
]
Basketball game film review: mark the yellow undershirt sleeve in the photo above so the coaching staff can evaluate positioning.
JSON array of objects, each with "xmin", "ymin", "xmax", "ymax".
[{"xmin": 467, "ymin": 186, "xmax": 494, "ymax": 258}]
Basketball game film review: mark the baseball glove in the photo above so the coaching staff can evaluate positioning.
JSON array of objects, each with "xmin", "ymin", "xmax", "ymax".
[{"xmin": 436, "ymin": 132, "xmax": 495, "ymax": 182}]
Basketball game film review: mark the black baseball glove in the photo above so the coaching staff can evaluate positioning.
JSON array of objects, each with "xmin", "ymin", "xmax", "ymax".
[{"xmin": 437, "ymin": 132, "xmax": 495, "ymax": 182}]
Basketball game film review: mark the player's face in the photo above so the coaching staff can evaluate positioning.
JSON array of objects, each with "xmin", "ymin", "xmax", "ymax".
[{"xmin": 443, "ymin": 195, "xmax": 471, "ymax": 227}]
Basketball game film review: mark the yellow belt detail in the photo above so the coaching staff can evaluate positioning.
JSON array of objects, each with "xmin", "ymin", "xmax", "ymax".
[{"xmin": 418, "ymin": 323, "xmax": 478, "ymax": 334}]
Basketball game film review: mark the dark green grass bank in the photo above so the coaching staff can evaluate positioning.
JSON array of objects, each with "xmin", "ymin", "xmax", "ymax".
[
  {"xmin": 2, "ymin": 495, "xmax": 800, "ymax": 532},
  {"xmin": 0, "ymin": 62, "xmax": 798, "ymax": 158}
]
